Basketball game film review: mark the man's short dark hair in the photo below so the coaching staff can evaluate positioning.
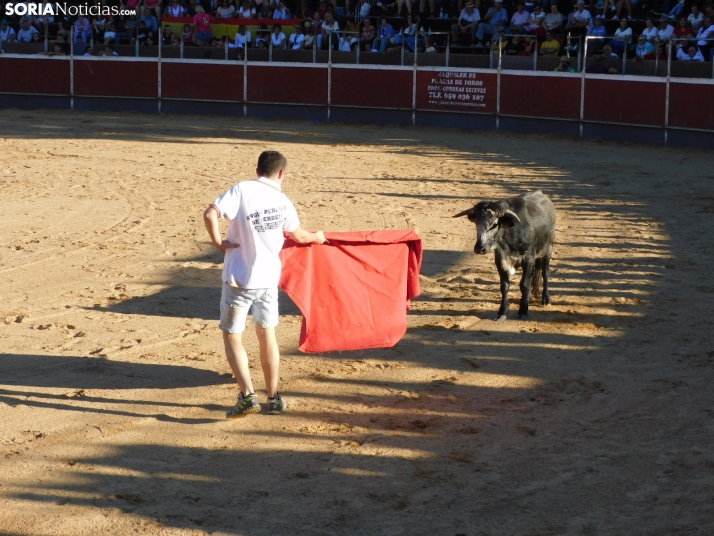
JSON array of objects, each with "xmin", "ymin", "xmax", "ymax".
[{"xmin": 257, "ymin": 151, "xmax": 287, "ymax": 177}]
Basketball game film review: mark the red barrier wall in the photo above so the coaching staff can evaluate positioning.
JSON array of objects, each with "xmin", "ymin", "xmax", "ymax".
[
  {"xmin": 501, "ymin": 74, "xmax": 580, "ymax": 120},
  {"xmin": 416, "ymin": 70, "xmax": 497, "ymax": 114},
  {"xmin": 331, "ymin": 67, "xmax": 412, "ymax": 109},
  {"xmin": 0, "ymin": 57, "xmax": 69, "ymax": 95},
  {"xmin": 247, "ymin": 65, "xmax": 327, "ymax": 104},
  {"xmin": 162, "ymin": 62, "xmax": 243, "ymax": 101},
  {"xmin": 74, "ymin": 60, "xmax": 158, "ymax": 98},
  {"xmin": 584, "ymin": 78, "xmax": 666, "ymax": 126},
  {"xmin": 668, "ymin": 82, "xmax": 714, "ymax": 131}
]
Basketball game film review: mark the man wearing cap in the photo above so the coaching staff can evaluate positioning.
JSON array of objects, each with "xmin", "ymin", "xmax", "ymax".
[
  {"xmin": 289, "ymin": 23, "xmax": 305, "ymax": 49},
  {"xmin": 587, "ymin": 16, "xmax": 607, "ymax": 53},
  {"xmin": 508, "ymin": 2, "xmax": 530, "ymax": 34},
  {"xmin": 634, "ymin": 34, "xmax": 654, "ymax": 58},
  {"xmin": 473, "ymin": 0, "xmax": 508, "ymax": 48},
  {"xmin": 554, "ymin": 55, "xmax": 576, "ymax": 71},
  {"xmin": 0, "ymin": 19, "xmax": 16, "ymax": 43},
  {"xmin": 451, "ymin": 2, "xmax": 481, "ymax": 44}
]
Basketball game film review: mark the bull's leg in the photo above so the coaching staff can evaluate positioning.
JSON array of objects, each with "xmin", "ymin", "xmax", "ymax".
[
  {"xmin": 495, "ymin": 252, "xmax": 510, "ymax": 322},
  {"xmin": 541, "ymin": 247, "xmax": 552, "ymax": 306},
  {"xmin": 518, "ymin": 258, "xmax": 534, "ymax": 320}
]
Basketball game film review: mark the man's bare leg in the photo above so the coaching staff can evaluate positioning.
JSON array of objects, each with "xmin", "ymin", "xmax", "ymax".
[
  {"xmin": 223, "ymin": 331, "xmax": 255, "ymax": 395},
  {"xmin": 255, "ymin": 326, "xmax": 280, "ymax": 398}
]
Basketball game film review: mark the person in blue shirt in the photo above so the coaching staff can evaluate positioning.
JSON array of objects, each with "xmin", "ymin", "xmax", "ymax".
[
  {"xmin": 474, "ymin": 0, "xmax": 508, "ymax": 48},
  {"xmin": 372, "ymin": 16, "xmax": 396, "ymax": 52},
  {"xmin": 587, "ymin": 15, "xmax": 607, "ymax": 54},
  {"xmin": 139, "ymin": 7, "xmax": 159, "ymax": 33}
]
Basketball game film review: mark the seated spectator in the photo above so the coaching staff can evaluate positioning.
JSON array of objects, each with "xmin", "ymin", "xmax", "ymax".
[
  {"xmin": 633, "ymin": 34, "xmax": 654, "ymax": 58},
  {"xmin": 83, "ymin": 45, "xmax": 93, "ymax": 56},
  {"xmin": 117, "ymin": 14, "xmax": 140, "ymax": 44},
  {"xmin": 401, "ymin": 13, "xmax": 418, "ymax": 49},
  {"xmin": 162, "ymin": 26, "xmax": 175, "ymax": 45},
  {"xmin": 543, "ymin": 5, "xmax": 564, "ymax": 34},
  {"xmin": 676, "ymin": 42, "xmax": 704, "ymax": 59},
  {"xmin": 586, "ymin": 54, "xmax": 617, "ymax": 72},
  {"xmin": 372, "ymin": 16, "xmax": 395, "ymax": 52},
  {"xmin": 166, "ymin": 0, "xmax": 187, "ymax": 18},
  {"xmin": 567, "ymin": 1, "xmax": 592, "ymax": 42},
  {"xmin": 696, "ymin": 16, "xmax": 714, "ymax": 53},
  {"xmin": 237, "ymin": 0, "xmax": 257, "ymax": 18},
  {"xmin": 587, "ymin": 15, "xmax": 607, "ymax": 53},
  {"xmin": 182, "ymin": 23, "xmax": 195, "ymax": 45},
  {"xmin": 600, "ymin": 42, "xmax": 619, "ymax": 58},
  {"xmin": 303, "ymin": 21, "xmax": 316, "ymax": 48},
  {"xmin": 451, "ymin": 2, "xmax": 480, "ymax": 44},
  {"xmin": 217, "ymin": 0, "xmax": 237, "ymax": 18},
  {"xmin": 102, "ymin": 44, "xmax": 119, "ymax": 56},
  {"xmin": 1, "ymin": 19, "xmax": 16, "ymax": 43},
  {"xmin": 657, "ymin": 14, "xmax": 674, "ymax": 44},
  {"xmin": 425, "ymin": 35, "xmax": 437, "ymax": 52},
  {"xmin": 140, "ymin": 7, "xmax": 159, "ymax": 33},
  {"xmin": 133, "ymin": 21, "xmax": 155, "ymax": 45},
  {"xmin": 523, "ymin": 4, "xmax": 545, "ymax": 34},
  {"xmin": 92, "ymin": 14, "xmax": 107, "ymax": 43},
  {"xmin": 273, "ymin": 1, "xmax": 292, "ymax": 18},
  {"xmin": 295, "ymin": 0, "xmax": 314, "ymax": 19},
  {"xmin": 270, "ymin": 23, "xmax": 286, "ymax": 48},
  {"xmin": 172, "ymin": 37, "xmax": 180, "ymax": 45},
  {"xmin": 555, "ymin": 55, "xmax": 576, "ymax": 71},
  {"xmin": 231, "ymin": 24, "xmax": 252, "ymax": 48},
  {"xmin": 644, "ymin": 42, "xmax": 668, "ymax": 59},
  {"xmin": 688, "ymin": 5, "xmax": 704, "ymax": 32},
  {"xmin": 255, "ymin": 23, "xmax": 269, "ymax": 47},
  {"xmin": 360, "ymin": 17, "xmax": 376, "ymax": 50},
  {"xmin": 40, "ymin": 43, "xmax": 66, "ymax": 55},
  {"xmin": 642, "ymin": 17, "xmax": 658, "ymax": 43},
  {"xmin": 289, "ymin": 23, "xmax": 305, "ymax": 48},
  {"xmin": 321, "ymin": 10, "xmax": 339, "ymax": 50},
  {"xmin": 508, "ymin": 2, "xmax": 530, "ymax": 34},
  {"xmin": 317, "ymin": 0, "xmax": 334, "ymax": 20},
  {"xmin": 490, "ymin": 32, "xmax": 508, "ymax": 54},
  {"xmin": 504, "ymin": 33, "xmax": 526, "ymax": 53},
  {"xmin": 473, "ymin": 0, "xmax": 508, "ymax": 48},
  {"xmin": 103, "ymin": 17, "xmax": 117, "ymax": 44},
  {"xmin": 540, "ymin": 31, "xmax": 561, "ymax": 55},
  {"xmin": 31, "ymin": 32, "xmax": 42, "ymax": 44},
  {"xmin": 193, "ymin": 7, "xmax": 215, "ymax": 46},
  {"xmin": 18, "ymin": 19, "xmax": 40, "ymax": 43},
  {"xmin": 258, "ymin": 0, "xmax": 274, "ymax": 18},
  {"xmin": 673, "ymin": 15, "xmax": 693, "ymax": 45},
  {"xmin": 610, "ymin": 17, "xmax": 632, "ymax": 57}
]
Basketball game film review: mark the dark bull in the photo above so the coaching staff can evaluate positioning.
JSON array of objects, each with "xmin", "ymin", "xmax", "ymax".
[{"xmin": 454, "ymin": 190, "xmax": 556, "ymax": 321}]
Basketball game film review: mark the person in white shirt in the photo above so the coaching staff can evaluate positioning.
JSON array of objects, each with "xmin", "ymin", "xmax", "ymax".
[
  {"xmin": 642, "ymin": 17, "xmax": 658, "ymax": 42},
  {"xmin": 657, "ymin": 14, "xmax": 674, "ymax": 43},
  {"xmin": 216, "ymin": 0, "xmax": 236, "ymax": 18},
  {"xmin": 0, "ymin": 19, "xmax": 16, "ymax": 42},
  {"xmin": 203, "ymin": 151, "xmax": 327, "ymax": 419},
  {"xmin": 688, "ymin": 5, "xmax": 704, "ymax": 32},
  {"xmin": 166, "ymin": 0, "xmax": 186, "ymax": 17},
  {"xmin": 270, "ymin": 23, "xmax": 286, "ymax": 48},
  {"xmin": 450, "ymin": 2, "xmax": 480, "ymax": 43},
  {"xmin": 230, "ymin": 24, "xmax": 251, "ymax": 48},
  {"xmin": 237, "ymin": 0, "xmax": 257, "ymax": 18},
  {"xmin": 676, "ymin": 43, "xmax": 704, "ymax": 60},
  {"xmin": 696, "ymin": 16, "xmax": 714, "ymax": 59},
  {"xmin": 289, "ymin": 23, "xmax": 305, "ymax": 49}
]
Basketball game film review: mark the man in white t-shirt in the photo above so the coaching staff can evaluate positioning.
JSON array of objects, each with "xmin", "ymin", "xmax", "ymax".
[{"xmin": 203, "ymin": 151, "xmax": 327, "ymax": 418}]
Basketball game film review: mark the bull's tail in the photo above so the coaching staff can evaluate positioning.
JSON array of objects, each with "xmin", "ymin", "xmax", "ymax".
[{"xmin": 530, "ymin": 258, "xmax": 542, "ymax": 302}]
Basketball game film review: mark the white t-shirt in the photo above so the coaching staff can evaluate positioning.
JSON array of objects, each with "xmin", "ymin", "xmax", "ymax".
[
  {"xmin": 289, "ymin": 32, "xmax": 304, "ymax": 49},
  {"xmin": 458, "ymin": 9, "xmax": 480, "ymax": 24},
  {"xmin": 212, "ymin": 177, "xmax": 300, "ymax": 289}
]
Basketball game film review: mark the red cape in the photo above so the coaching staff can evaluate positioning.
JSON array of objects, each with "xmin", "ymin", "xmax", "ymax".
[{"xmin": 279, "ymin": 230, "xmax": 422, "ymax": 353}]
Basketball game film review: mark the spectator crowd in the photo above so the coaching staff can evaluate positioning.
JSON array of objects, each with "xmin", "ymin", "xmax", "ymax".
[{"xmin": 0, "ymin": 0, "xmax": 712, "ymax": 61}]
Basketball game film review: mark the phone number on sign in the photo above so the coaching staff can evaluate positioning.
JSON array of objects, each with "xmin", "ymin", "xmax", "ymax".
[{"xmin": 429, "ymin": 92, "xmax": 485, "ymax": 101}]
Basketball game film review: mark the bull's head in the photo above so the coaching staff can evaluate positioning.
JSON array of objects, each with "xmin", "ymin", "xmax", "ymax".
[{"xmin": 453, "ymin": 201, "xmax": 521, "ymax": 254}]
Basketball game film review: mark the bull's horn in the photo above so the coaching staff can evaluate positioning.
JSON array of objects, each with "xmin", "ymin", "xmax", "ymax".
[
  {"xmin": 503, "ymin": 209, "xmax": 521, "ymax": 223},
  {"xmin": 453, "ymin": 207, "xmax": 475, "ymax": 218}
]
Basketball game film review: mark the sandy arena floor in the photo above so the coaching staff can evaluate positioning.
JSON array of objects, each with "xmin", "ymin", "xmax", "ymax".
[{"xmin": 1, "ymin": 109, "xmax": 713, "ymax": 536}]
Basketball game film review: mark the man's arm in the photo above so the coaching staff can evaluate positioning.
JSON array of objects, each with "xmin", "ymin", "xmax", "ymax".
[
  {"xmin": 288, "ymin": 227, "xmax": 327, "ymax": 245},
  {"xmin": 203, "ymin": 205, "xmax": 240, "ymax": 254}
]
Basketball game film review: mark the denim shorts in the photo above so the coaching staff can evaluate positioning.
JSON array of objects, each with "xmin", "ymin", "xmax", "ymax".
[
  {"xmin": 219, "ymin": 282, "xmax": 279, "ymax": 333},
  {"xmin": 197, "ymin": 31, "xmax": 213, "ymax": 42}
]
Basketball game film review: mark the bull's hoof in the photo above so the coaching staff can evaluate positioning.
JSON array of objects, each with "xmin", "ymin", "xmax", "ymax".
[
  {"xmin": 517, "ymin": 314, "xmax": 528, "ymax": 321},
  {"xmin": 542, "ymin": 295, "xmax": 551, "ymax": 306},
  {"xmin": 495, "ymin": 314, "xmax": 508, "ymax": 322}
]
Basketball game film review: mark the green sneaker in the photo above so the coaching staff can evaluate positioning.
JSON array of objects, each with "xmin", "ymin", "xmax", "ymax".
[
  {"xmin": 226, "ymin": 392, "xmax": 261, "ymax": 419},
  {"xmin": 267, "ymin": 393, "xmax": 286, "ymax": 415}
]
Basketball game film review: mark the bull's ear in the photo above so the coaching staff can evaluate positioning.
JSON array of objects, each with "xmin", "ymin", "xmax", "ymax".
[
  {"xmin": 453, "ymin": 207, "xmax": 475, "ymax": 218},
  {"xmin": 498, "ymin": 210, "xmax": 521, "ymax": 229}
]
